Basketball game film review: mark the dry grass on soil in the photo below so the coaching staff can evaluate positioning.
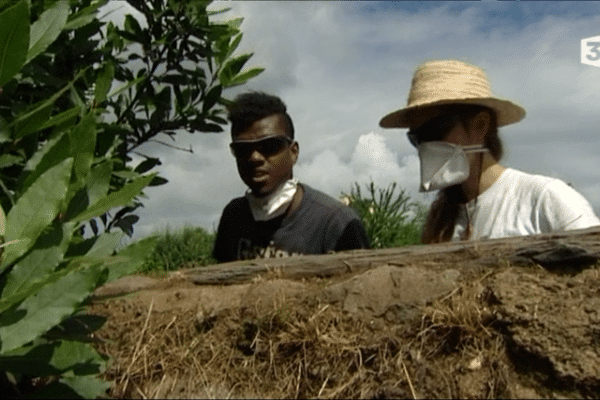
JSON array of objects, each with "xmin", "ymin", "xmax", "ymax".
[{"xmin": 91, "ymin": 275, "xmax": 514, "ymax": 399}]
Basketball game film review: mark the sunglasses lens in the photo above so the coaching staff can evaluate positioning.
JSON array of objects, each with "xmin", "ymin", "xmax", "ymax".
[
  {"xmin": 408, "ymin": 115, "xmax": 458, "ymax": 147},
  {"xmin": 230, "ymin": 136, "xmax": 290, "ymax": 158},
  {"xmin": 258, "ymin": 138, "xmax": 287, "ymax": 156},
  {"xmin": 230, "ymin": 143, "xmax": 249, "ymax": 158}
]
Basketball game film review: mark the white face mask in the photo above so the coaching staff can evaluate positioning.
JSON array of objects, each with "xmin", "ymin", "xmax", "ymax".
[
  {"xmin": 246, "ymin": 178, "xmax": 299, "ymax": 221},
  {"xmin": 417, "ymin": 142, "xmax": 489, "ymax": 192}
]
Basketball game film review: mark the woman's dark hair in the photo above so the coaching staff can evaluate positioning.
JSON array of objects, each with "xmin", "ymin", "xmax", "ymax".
[
  {"xmin": 420, "ymin": 104, "xmax": 501, "ymax": 244},
  {"xmin": 228, "ymin": 92, "xmax": 295, "ymax": 139}
]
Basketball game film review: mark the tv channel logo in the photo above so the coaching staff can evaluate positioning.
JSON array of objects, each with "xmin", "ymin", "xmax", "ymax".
[{"xmin": 581, "ymin": 35, "xmax": 600, "ymax": 67}]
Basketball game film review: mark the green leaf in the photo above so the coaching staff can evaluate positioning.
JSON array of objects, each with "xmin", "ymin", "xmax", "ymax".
[
  {"xmin": 159, "ymin": 74, "xmax": 189, "ymax": 85},
  {"xmin": 49, "ymin": 340, "xmax": 106, "ymax": 374},
  {"xmin": 218, "ymin": 53, "xmax": 253, "ymax": 87},
  {"xmin": 37, "ymin": 106, "xmax": 81, "ymax": 132},
  {"xmin": 64, "ymin": 14, "xmax": 96, "ymax": 31},
  {"xmin": 70, "ymin": 173, "xmax": 156, "ymax": 224},
  {"xmin": 69, "ymin": 112, "xmax": 96, "ymax": 188},
  {"xmin": 0, "ymin": 203, "xmax": 5, "ymax": 237},
  {"xmin": 2, "ymin": 222, "xmax": 74, "ymax": 298},
  {"xmin": 149, "ymin": 175, "xmax": 168, "ymax": 186},
  {"xmin": 26, "ymin": 0, "xmax": 69, "ymax": 64},
  {"xmin": 94, "ymin": 62, "xmax": 114, "ymax": 104},
  {"xmin": 124, "ymin": 14, "xmax": 143, "ymax": 36},
  {"xmin": 63, "ymin": 0, "xmax": 108, "ymax": 31},
  {"xmin": 45, "ymin": 313, "xmax": 107, "ymax": 342},
  {"xmin": 0, "ymin": 342, "xmax": 60, "ymax": 376},
  {"xmin": 113, "ymin": 214, "xmax": 138, "ymax": 237},
  {"xmin": 0, "ymin": 339, "xmax": 107, "ymax": 379},
  {"xmin": 0, "ymin": 0, "xmax": 29, "ymax": 86},
  {"xmin": 12, "ymin": 99, "xmax": 53, "ymax": 138},
  {"xmin": 87, "ymin": 161, "xmax": 112, "ymax": 206},
  {"xmin": 2, "ymin": 158, "xmax": 73, "ymax": 268},
  {"xmin": 225, "ymin": 17, "xmax": 243, "ymax": 29},
  {"xmin": 0, "ymin": 264, "xmax": 69, "ymax": 315},
  {"xmin": 202, "ymin": 85, "xmax": 222, "ymax": 114},
  {"xmin": 112, "ymin": 169, "xmax": 139, "ymax": 180},
  {"xmin": 103, "ymin": 236, "xmax": 158, "ymax": 284},
  {"xmin": 106, "ymin": 76, "xmax": 145, "ymax": 99},
  {"xmin": 134, "ymin": 157, "xmax": 161, "ymax": 174},
  {"xmin": 207, "ymin": 6, "xmax": 232, "ymax": 16},
  {"xmin": 23, "ymin": 376, "xmax": 110, "ymax": 398},
  {"xmin": 59, "ymin": 376, "xmax": 111, "ymax": 398},
  {"xmin": 20, "ymin": 131, "xmax": 71, "ymax": 195},
  {"xmin": 227, "ymin": 67, "xmax": 265, "ymax": 87},
  {"xmin": 85, "ymin": 231, "xmax": 124, "ymax": 257},
  {"xmin": 65, "ymin": 231, "xmax": 122, "ymax": 259},
  {"xmin": 0, "ymin": 154, "xmax": 22, "ymax": 169},
  {"xmin": 0, "ymin": 260, "xmax": 104, "ymax": 354},
  {"xmin": 225, "ymin": 32, "xmax": 243, "ymax": 60},
  {"xmin": 8, "ymin": 69, "xmax": 86, "ymax": 139}
]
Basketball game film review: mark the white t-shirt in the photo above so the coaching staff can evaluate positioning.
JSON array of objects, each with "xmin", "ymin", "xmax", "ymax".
[{"xmin": 452, "ymin": 168, "xmax": 600, "ymax": 241}]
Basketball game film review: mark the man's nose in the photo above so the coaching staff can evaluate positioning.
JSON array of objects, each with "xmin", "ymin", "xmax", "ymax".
[{"xmin": 248, "ymin": 149, "xmax": 265, "ymax": 162}]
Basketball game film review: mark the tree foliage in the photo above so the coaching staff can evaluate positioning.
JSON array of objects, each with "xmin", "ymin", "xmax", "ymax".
[
  {"xmin": 0, "ymin": 0, "xmax": 263, "ymax": 237},
  {"xmin": 0, "ymin": 0, "xmax": 262, "ymax": 397},
  {"xmin": 342, "ymin": 181, "xmax": 427, "ymax": 248}
]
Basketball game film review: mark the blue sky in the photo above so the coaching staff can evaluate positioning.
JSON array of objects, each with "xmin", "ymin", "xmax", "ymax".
[{"xmin": 105, "ymin": 1, "xmax": 600, "ymax": 241}]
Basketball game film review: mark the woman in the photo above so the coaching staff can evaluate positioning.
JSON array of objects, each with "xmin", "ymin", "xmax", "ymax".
[{"xmin": 379, "ymin": 60, "xmax": 600, "ymax": 243}]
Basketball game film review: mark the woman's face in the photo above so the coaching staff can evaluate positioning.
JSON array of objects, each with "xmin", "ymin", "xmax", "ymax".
[
  {"xmin": 441, "ymin": 120, "xmax": 472, "ymax": 145},
  {"xmin": 407, "ymin": 107, "xmax": 490, "ymax": 149}
]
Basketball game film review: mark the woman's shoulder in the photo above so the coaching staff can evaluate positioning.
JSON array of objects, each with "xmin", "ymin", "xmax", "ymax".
[
  {"xmin": 501, "ymin": 167, "xmax": 558, "ymax": 184},
  {"xmin": 499, "ymin": 167, "xmax": 564, "ymax": 195}
]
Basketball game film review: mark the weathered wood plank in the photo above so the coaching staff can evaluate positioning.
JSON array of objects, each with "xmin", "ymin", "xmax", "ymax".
[{"xmin": 181, "ymin": 226, "xmax": 600, "ymax": 285}]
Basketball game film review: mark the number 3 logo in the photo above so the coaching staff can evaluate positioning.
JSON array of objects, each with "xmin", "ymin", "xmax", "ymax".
[
  {"xmin": 581, "ymin": 36, "xmax": 600, "ymax": 67},
  {"xmin": 586, "ymin": 42, "xmax": 600, "ymax": 61}
]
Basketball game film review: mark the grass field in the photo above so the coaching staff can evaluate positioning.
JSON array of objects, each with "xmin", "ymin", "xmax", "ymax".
[{"xmin": 139, "ymin": 226, "xmax": 217, "ymax": 273}]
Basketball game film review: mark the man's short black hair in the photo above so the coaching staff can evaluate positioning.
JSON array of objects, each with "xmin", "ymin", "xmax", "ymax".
[{"xmin": 227, "ymin": 92, "xmax": 295, "ymax": 139}]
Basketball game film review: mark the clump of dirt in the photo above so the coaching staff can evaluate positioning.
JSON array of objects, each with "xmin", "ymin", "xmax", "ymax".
[{"xmin": 88, "ymin": 240, "xmax": 600, "ymax": 399}]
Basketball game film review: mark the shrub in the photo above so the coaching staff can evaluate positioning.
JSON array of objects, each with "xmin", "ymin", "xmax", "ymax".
[
  {"xmin": 141, "ymin": 226, "xmax": 217, "ymax": 273},
  {"xmin": 342, "ymin": 181, "xmax": 426, "ymax": 248},
  {"xmin": 0, "ymin": 1, "xmax": 156, "ymax": 397}
]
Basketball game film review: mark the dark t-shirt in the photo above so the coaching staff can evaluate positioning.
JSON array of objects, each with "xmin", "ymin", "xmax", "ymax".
[{"xmin": 213, "ymin": 184, "xmax": 370, "ymax": 262}]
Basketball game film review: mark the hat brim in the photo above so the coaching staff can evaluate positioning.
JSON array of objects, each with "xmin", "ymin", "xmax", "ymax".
[{"xmin": 379, "ymin": 98, "xmax": 526, "ymax": 129}]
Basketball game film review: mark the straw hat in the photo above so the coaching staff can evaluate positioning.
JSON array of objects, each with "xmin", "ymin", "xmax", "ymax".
[{"xmin": 379, "ymin": 60, "xmax": 526, "ymax": 128}]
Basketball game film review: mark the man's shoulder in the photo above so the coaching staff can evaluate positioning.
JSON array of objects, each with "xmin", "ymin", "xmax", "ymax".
[
  {"xmin": 221, "ymin": 195, "xmax": 249, "ymax": 215},
  {"xmin": 300, "ymin": 184, "xmax": 360, "ymax": 219},
  {"xmin": 302, "ymin": 184, "xmax": 345, "ymax": 208}
]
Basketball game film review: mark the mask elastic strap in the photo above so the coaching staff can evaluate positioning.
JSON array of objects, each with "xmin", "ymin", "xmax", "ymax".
[
  {"xmin": 461, "ymin": 144, "xmax": 489, "ymax": 154},
  {"xmin": 462, "ymin": 151, "xmax": 483, "ymax": 241}
]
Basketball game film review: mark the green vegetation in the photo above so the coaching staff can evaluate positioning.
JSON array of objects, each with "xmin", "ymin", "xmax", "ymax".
[
  {"xmin": 141, "ymin": 226, "xmax": 217, "ymax": 273},
  {"xmin": 0, "ymin": 0, "xmax": 263, "ymax": 397},
  {"xmin": 0, "ymin": 1, "xmax": 156, "ymax": 396},
  {"xmin": 0, "ymin": 0, "xmax": 263, "ymax": 237},
  {"xmin": 342, "ymin": 181, "xmax": 427, "ymax": 248}
]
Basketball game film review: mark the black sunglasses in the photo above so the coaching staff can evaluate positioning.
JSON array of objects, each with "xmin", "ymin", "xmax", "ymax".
[
  {"xmin": 407, "ymin": 114, "xmax": 461, "ymax": 147},
  {"xmin": 230, "ymin": 135, "xmax": 293, "ymax": 159}
]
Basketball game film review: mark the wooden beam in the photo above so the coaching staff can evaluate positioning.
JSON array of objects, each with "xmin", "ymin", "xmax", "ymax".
[{"xmin": 180, "ymin": 226, "xmax": 600, "ymax": 285}]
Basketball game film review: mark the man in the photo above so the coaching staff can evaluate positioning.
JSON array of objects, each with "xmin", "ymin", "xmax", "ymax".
[{"xmin": 213, "ymin": 92, "xmax": 369, "ymax": 262}]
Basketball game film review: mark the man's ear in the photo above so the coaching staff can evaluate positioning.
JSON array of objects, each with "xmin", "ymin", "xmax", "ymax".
[{"xmin": 290, "ymin": 141, "xmax": 299, "ymax": 165}]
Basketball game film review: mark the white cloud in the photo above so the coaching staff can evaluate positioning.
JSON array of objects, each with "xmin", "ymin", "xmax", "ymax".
[{"xmin": 296, "ymin": 132, "xmax": 422, "ymax": 203}]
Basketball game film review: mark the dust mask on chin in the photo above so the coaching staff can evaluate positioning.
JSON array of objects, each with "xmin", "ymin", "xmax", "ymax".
[
  {"xmin": 417, "ymin": 142, "xmax": 489, "ymax": 192},
  {"xmin": 246, "ymin": 178, "xmax": 299, "ymax": 221}
]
